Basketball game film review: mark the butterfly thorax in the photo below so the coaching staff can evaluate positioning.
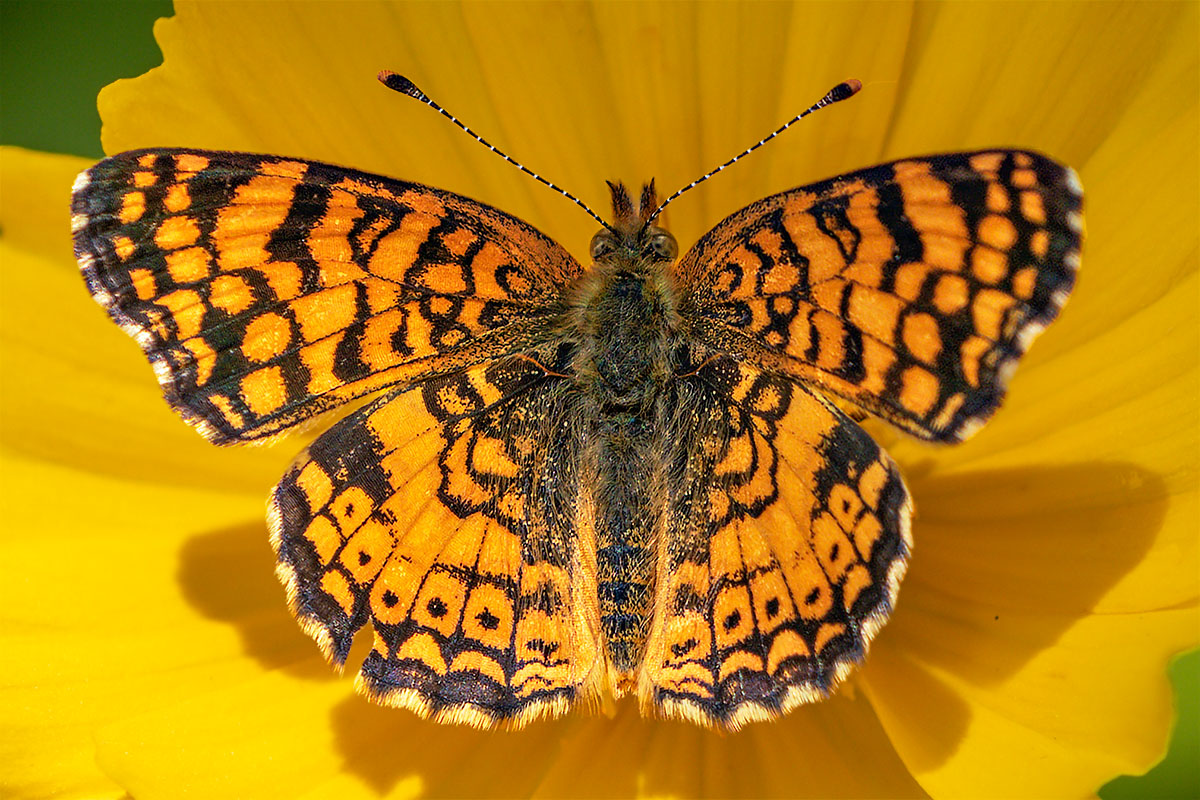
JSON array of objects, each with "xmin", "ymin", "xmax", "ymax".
[{"xmin": 565, "ymin": 182, "xmax": 684, "ymax": 676}]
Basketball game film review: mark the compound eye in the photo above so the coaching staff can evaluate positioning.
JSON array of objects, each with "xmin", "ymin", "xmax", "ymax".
[
  {"xmin": 590, "ymin": 232, "xmax": 615, "ymax": 260},
  {"xmin": 647, "ymin": 232, "xmax": 678, "ymax": 261}
]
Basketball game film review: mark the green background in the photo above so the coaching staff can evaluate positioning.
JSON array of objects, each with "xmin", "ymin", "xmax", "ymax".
[{"xmin": 1, "ymin": 1, "xmax": 1196, "ymax": 797}]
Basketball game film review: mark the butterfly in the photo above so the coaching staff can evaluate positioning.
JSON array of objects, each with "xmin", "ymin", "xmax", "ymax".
[{"xmin": 70, "ymin": 74, "xmax": 1082, "ymax": 730}]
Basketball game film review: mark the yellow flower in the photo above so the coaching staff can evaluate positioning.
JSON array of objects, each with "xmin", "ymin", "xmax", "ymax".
[{"xmin": 2, "ymin": 2, "xmax": 1197, "ymax": 798}]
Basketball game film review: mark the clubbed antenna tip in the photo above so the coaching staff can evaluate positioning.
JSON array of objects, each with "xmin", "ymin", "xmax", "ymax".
[{"xmin": 378, "ymin": 71, "xmax": 428, "ymax": 102}]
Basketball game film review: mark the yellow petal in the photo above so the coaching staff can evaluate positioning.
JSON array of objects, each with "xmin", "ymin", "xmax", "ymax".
[{"xmin": 0, "ymin": 452, "xmax": 311, "ymax": 799}]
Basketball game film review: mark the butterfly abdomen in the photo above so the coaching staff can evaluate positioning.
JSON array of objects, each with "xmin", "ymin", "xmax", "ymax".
[{"xmin": 570, "ymin": 255, "xmax": 679, "ymax": 675}]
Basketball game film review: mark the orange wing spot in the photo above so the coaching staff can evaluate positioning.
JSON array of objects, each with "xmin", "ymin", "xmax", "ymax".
[
  {"xmin": 412, "ymin": 570, "xmax": 470, "ymax": 637},
  {"xmin": 471, "ymin": 241, "xmax": 527, "ymax": 301},
  {"xmin": 209, "ymin": 274, "xmax": 255, "ymax": 315},
  {"xmin": 181, "ymin": 337, "xmax": 216, "ymax": 385},
  {"xmin": 749, "ymin": 569, "xmax": 796, "ymax": 634},
  {"xmin": 137, "ymin": 153, "xmax": 157, "ymax": 168},
  {"xmin": 860, "ymin": 336, "xmax": 896, "ymax": 396},
  {"xmin": 814, "ymin": 622, "xmax": 847, "ymax": 653},
  {"xmin": 358, "ymin": 310, "xmax": 407, "ymax": 372},
  {"xmin": 308, "ymin": 190, "xmax": 364, "ymax": 263},
  {"xmin": 462, "ymin": 584, "xmax": 515, "ymax": 649},
  {"xmin": 214, "ymin": 175, "xmax": 296, "ymax": 269},
  {"xmin": 1029, "ymin": 229, "xmax": 1050, "ymax": 260},
  {"xmin": 960, "ymin": 335, "xmax": 993, "ymax": 388},
  {"xmin": 932, "ymin": 274, "xmax": 970, "ymax": 315},
  {"xmin": 977, "ymin": 214, "xmax": 1017, "ymax": 252},
  {"xmin": 900, "ymin": 365, "xmax": 940, "ymax": 417},
  {"xmin": 129, "ymin": 268, "xmax": 157, "ymax": 300},
  {"xmin": 400, "ymin": 189, "xmax": 447, "ymax": 217},
  {"xmin": 902, "ymin": 311, "xmax": 941, "ymax": 365},
  {"xmin": 320, "ymin": 569, "xmax": 357, "ymax": 616},
  {"xmin": 166, "ymin": 246, "xmax": 212, "ymax": 284},
  {"xmin": 932, "ymin": 392, "xmax": 967, "ymax": 432},
  {"xmin": 397, "ymin": 631, "xmax": 448, "ymax": 675},
  {"xmin": 264, "ymin": 160, "xmax": 310, "ymax": 180},
  {"xmin": 969, "ymin": 152, "xmax": 1004, "ymax": 175},
  {"xmin": 440, "ymin": 227, "xmax": 477, "ymax": 257},
  {"xmin": 154, "ymin": 215, "xmax": 201, "ymax": 250},
  {"xmin": 813, "ymin": 512, "xmax": 855, "ymax": 582},
  {"xmin": 857, "ymin": 461, "xmax": 889, "ymax": 509},
  {"xmin": 133, "ymin": 170, "xmax": 156, "ymax": 187},
  {"xmin": 829, "ymin": 483, "xmax": 864, "ymax": 531},
  {"xmin": 841, "ymin": 564, "xmax": 872, "ymax": 610},
  {"xmin": 209, "ymin": 394, "xmax": 245, "ymax": 431},
  {"xmin": 1020, "ymin": 190, "xmax": 1046, "ymax": 224},
  {"xmin": 364, "ymin": 279, "xmax": 401, "ymax": 314},
  {"xmin": 1012, "ymin": 266, "xmax": 1039, "ymax": 300},
  {"xmin": 921, "ymin": 232, "xmax": 970, "ymax": 273},
  {"xmin": 328, "ymin": 486, "xmax": 374, "ymax": 536},
  {"xmin": 418, "ymin": 261, "xmax": 470, "ymax": 294},
  {"xmin": 174, "ymin": 153, "xmax": 210, "ymax": 174},
  {"xmin": 767, "ymin": 630, "xmax": 811, "ymax": 673},
  {"xmin": 240, "ymin": 365, "xmax": 288, "ymax": 416},
  {"xmin": 119, "ymin": 191, "xmax": 145, "ymax": 223},
  {"xmin": 1011, "ymin": 168, "xmax": 1037, "ymax": 189},
  {"xmin": 910, "ymin": 202, "xmax": 969, "ymax": 241},
  {"xmin": 300, "ymin": 332, "xmax": 345, "ymax": 396},
  {"xmin": 785, "ymin": 552, "xmax": 833, "ymax": 621},
  {"xmin": 893, "ymin": 262, "xmax": 931, "ymax": 302},
  {"xmin": 784, "ymin": 204, "xmax": 847, "ymax": 284},
  {"xmin": 713, "ymin": 585, "xmax": 755, "ymax": 649},
  {"xmin": 751, "ymin": 383, "xmax": 785, "ymax": 416},
  {"xmin": 369, "ymin": 210, "xmax": 441, "ymax": 282},
  {"xmin": 340, "ymin": 519, "xmax": 395, "ymax": 584},
  {"xmin": 751, "ymin": 227, "xmax": 785, "ymax": 260},
  {"xmin": 847, "ymin": 285, "xmax": 904, "ymax": 345},
  {"xmin": 303, "ymin": 516, "xmax": 342, "ymax": 567},
  {"xmin": 707, "ymin": 487, "xmax": 731, "ymax": 522},
  {"xmin": 258, "ymin": 262, "xmax": 303, "ymax": 301},
  {"xmin": 156, "ymin": 289, "xmax": 204, "ymax": 339},
  {"xmin": 851, "ymin": 514, "xmax": 883, "ymax": 561},
  {"xmin": 113, "ymin": 235, "xmax": 137, "ymax": 262},
  {"xmin": 1014, "ymin": 153, "xmax": 1034, "ymax": 168},
  {"xmin": 163, "ymin": 183, "xmax": 191, "ymax": 213},
  {"xmin": 290, "ymin": 283, "xmax": 358, "ymax": 342},
  {"xmin": 718, "ymin": 650, "xmax": 763, "ymax": 682},
  {"xmin": 471, "ymin": 435, "xmax": 520, "ymax": 479},
  {"xmin": 985, "ymin": 182, "xmax": 1010, "ymax": 213},
  {"xmin": 972, "ymin": 288, "xmax": 1020, "ymax": 341},
  {"xmin": 970, "ymin": 245, "xmax": 1009, "ymax": 285},
  {"xmin": 760, "ymin": 259, "xmax": 802, "ymax": 297},
  {"xmin": 812, "ymin": 312, "xmax": 847, "ymax": 371},
  {"xmin": 449, "ymin": 652, "xmax": 508, "ymax": 686},
  {"xmin": 296, "ymin": 461, "xmax": 334, "ymax": 512},
  {"xmin": 242, "ymin": 311, "xmax": 293, "ymax": 362}
]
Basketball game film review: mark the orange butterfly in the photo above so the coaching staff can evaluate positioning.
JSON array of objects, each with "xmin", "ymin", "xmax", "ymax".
[{"xmin": 71, "ymin": 75, "xmax": 1081, "ymax": 729}]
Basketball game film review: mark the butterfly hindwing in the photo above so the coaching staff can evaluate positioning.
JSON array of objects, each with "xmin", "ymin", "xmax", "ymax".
[
  {"xmin": 270, "ymin": 353, "xmax": 603, "ymax": 727},
  {"xmin": 639, "ymin": 353, "xmax": 911, "ymax": 728},
  {"xmin": 675, "ymin": 150, "xmax": 1083, "ymax": 442},
  {"xmin": 72, "ymin": 148, "xmax": 583, "ymax": 443}
]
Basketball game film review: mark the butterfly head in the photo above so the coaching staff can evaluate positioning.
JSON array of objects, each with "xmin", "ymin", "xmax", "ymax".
[{"xmin": 590, "ymin": 180, "xmax": 678, "ymax": 265}]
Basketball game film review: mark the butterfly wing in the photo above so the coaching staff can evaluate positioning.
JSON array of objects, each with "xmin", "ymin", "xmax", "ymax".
[
  {"xmin": 639, "ymin": 354, "xmax": 911, "ymax": 728},
  {"xmin": 72, "ymin": 148, "xmax": 582, "ymax": 444},
  {"xmin": 270, "ymin": 352, "xmax": 603, "ymax": 727},
  {"xmin": 674, "ymin": 150, "xmax": 1083, "ymax": 442}
]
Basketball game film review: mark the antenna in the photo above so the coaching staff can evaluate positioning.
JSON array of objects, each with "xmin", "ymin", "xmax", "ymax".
[
  {"xmin": 379, "ymin": 71, "xmax": 616, "ymax": 233},
  {"xmin": 646, "ymin": 79, "xmax": 862, "ymax": 223}
]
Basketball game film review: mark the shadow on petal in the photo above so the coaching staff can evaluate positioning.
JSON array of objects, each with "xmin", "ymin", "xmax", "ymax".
[
  {"xmin": 177, "ymin": 521, "xmax": 320, "ymax": 675},
  {"xmin": 864, "ymin": 460, "xmax": 1167, "ymax": 771},
  {"xmin": 329, "ymin": 678, "xmax": 926, "ymax": 798}
]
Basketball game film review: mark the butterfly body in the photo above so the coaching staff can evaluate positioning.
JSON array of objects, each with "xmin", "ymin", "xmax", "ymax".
[{"xmin": 72, "ymin": 142, "xmax": 1081, "ymax": 730}]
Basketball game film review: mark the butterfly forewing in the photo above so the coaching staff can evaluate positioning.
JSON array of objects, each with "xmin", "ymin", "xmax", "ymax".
[
  {"xmin": 674, "ymin": 150, "xmax": 1083, "ymax": 443},
  {"xmin": 71, "ymin": 148, "xmax": 582, "ymax": 444}
]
